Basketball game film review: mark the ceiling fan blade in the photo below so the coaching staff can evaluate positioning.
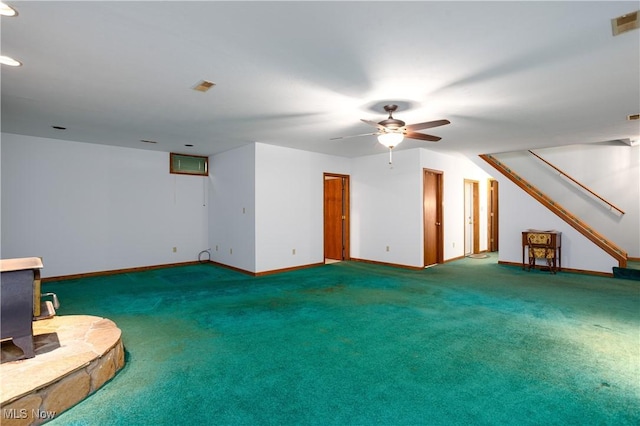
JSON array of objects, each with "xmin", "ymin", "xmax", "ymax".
[
  {"xmin": 330, "ymin": 132, "xmax": 379, "ymax": 141},
  {"xmin": 360, "ymin": 119, "xmax": 387, "ymax": 131},
  {"xmin": 405, "ymin": 119, "xmax": 450, "ymax": 132},
  {"xmin": 404, "ymin": 132, "xmax": 441, "ymax": 142}
]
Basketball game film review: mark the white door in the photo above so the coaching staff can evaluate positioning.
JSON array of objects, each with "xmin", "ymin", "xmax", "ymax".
[{"xmin": 464, "ymin": 181, "xmax": 474, "ymax": 256}]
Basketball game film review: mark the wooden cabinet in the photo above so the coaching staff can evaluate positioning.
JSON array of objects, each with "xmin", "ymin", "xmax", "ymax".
[{"xmin": 522, "ymin": 230, "xmax": 561, "ymax": 273}]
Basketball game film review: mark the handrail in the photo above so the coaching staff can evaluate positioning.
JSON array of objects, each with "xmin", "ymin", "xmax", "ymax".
[
  {"xmin": 528, "ymin": 150, "xmax": 625, "ymax": 215},
  {"xmin": 480, "ymin": 153, "xmax": 627, "ymax": 268}
]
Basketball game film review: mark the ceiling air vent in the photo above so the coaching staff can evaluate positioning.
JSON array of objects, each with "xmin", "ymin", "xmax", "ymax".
[
  {"xmin": 627, "ymin": 113, "xmax": 639, "ymax": 121},
  {"xmin": 611, "ymin": 10, "xmax": 639, "ymax": 36},
  {"xmin": 192, "ymin": 80, "xmax": 216, "ymax": 92}
]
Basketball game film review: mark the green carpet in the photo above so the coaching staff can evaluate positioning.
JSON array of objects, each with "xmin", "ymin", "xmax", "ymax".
[
  {"xmin": 626, "ymin": 260, "xmax": 640, "ymax": 271},
  {"xmin": 44, "ymin": 254, "xmax": 639, "ymax": 425}
]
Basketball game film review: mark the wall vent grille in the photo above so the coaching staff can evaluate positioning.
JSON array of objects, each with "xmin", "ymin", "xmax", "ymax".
[
  {"xmin": 612, "ymin": 11, "xmax": 639, "ymax": 36},
  {"xmin": 192, "ymin": 80, "xmax": 216, "ymax": 92}
]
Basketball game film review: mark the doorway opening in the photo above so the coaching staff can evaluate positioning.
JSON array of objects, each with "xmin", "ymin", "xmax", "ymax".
[
  {"xmin": 464, "ymin": 179, "xmax": 480, "ymax": 256},
  {"xmin": 324, "ymin": 173, "xmax": 350, "ymax": 263},
  {"xmin": 423, "ymin": 169, "xmax": 444, "ymax": 267},
  {"xmin": 488, "ymin": 179, "xmax": 499, "ymax": 252}
]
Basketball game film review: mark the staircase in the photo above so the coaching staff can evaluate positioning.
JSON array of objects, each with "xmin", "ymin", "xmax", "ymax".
[
  {"xmin": 480, "ymin": 153, "xmax": 628, "ymax": 269},
  {"xmin": 613, "ymin": 260, "xmax": 640, "ymax": 281}
]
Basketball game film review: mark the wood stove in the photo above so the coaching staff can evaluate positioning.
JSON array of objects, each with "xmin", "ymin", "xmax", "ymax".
[{"xmin": 1, "ymin": 257, "xmax": 47, "ymax": 359}]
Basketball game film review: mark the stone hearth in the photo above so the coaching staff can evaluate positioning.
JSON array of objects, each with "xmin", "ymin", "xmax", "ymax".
[{"xmin": 1, "ymin": 315, "xmax": 124, "ymax": 425}]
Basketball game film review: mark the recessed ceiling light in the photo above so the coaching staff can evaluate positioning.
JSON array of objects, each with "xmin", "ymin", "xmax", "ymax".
[
  {"xmin": 0, "ymin": 2, "xmax": 17, "ymax": 17},
  {"xmin": 51, "ymin": 125, "xmax": 67, "ymax": 130},
  {"xmin": 0, "ymin": 55, "xmax": 22, "ymax": 67},
  {"xmin": 192, "ymin": 80, "xmax": 215, "ymax": 92}
]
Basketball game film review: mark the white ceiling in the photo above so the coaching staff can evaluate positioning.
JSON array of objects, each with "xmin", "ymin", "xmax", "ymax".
[{"xmin": 2, "ymin": 1, "xmax": 639, "ymax": 158}]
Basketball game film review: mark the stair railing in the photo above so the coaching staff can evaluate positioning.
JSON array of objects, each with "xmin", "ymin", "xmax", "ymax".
[
  {"xmin": 528, "ymin": 150, "xmax": 625, "ymax": 216},
  {"xmin": 480, "ymin": 153, "xmax": 627, "ymax": 268}
]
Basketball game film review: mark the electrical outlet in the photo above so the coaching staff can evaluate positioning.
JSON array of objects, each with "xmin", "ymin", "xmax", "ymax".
[
  {"xmin": 386, "ymin": 246, "xmax": 390, "ymax": 252},
  {"xmin": 292, "ymin": 248, "xmax": 296, "ymax": 255},
  {"xmin": 230, "ymin": 248, "xmax": 233, "ymax": 255},
  {"xmin": 215, "ymin": 245, "xmax": 218, "ymax": 251},
  {"xmin": 172, "ymin": 247, "xmax": 177, "ymax": 253},
  {"xmin": 452, "ymin": 242, "xmax": 456, "ymax": 248}
]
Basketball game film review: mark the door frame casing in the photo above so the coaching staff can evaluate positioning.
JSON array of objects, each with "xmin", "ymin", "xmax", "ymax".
[
  {"xmin": 463, "ymin": 179, "xmax": 480, "ymax": 255},
  {"xmin": 487, "ymin": 178, "xmax": 499, "ymax": 252},
  {"xmin": 323, "ymin": 173, "xmax": 350, "ymax": 261}
]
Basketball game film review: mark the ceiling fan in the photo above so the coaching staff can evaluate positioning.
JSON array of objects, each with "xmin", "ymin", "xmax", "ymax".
[{"xmin": 332, "ymin": 104, "xmax": 450, "ymax": 163}]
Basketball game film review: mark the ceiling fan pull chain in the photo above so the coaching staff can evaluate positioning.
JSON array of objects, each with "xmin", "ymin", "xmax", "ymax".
[{"xmin": 389, "ymin": 148, "xmax": 393, "ymax": 164}]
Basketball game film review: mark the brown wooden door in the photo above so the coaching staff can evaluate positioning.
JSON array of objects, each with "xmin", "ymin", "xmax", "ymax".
[
  {"xmin": 324, "ymin": 174, "xmax": 349, "ymax": 260},
  {"xmin": 423, "ymin": 169, "xmax": 443, "ymax": 267}
]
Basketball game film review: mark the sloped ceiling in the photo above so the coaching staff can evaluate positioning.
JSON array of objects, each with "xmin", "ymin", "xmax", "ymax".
[{"xmin": 1, "ymin": 1, "xmax": 639, "ymax": 158}]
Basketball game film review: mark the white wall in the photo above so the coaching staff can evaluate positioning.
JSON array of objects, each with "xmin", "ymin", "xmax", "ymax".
[
  {"xmin": 210, "ymin": 144, "xmax": 493, "ymax": 273},
  {"xmin": 1, "ymin": 133, "xmax": 208, "ymax": 278},
  {"xmin": 351, "ymin": 147, "xmax": 493, "ymax": 268},
  {"xmin": 208, "ymin": 142, "xmax": 351, "ymax": 274},
  {"xmin": 208, "ymin": 143, "xmax": 256, "ymax": 272},
  {"xmin": 498, "ymin": 176, "xmax": 619, "ymax": 273},
  {"xmin": 254, "ymin": 143, "xmax": 350, "ymax": 273},
  {"xmin": 420, "ymin": 149, "xmax": 493, "ymax": 261},
  {"xmin": 495, "ymin": 144, "xmax": 639, "ymax": 257},
  {"xmin": 4, "ymin": 132, "xmax": 626, "ymax": 278},
  {"xmin": 351, "ymin": 149, "xmax": 424, "ymax": 267},
  {"xmin": 541, "ymin": 143, "xmax": 639, "ymax": 257}
]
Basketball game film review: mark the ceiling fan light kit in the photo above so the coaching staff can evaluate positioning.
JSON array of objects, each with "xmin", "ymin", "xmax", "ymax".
[
  {"xmin": 377, "ymin": 132, "xmax": 404, "ymax": 148},
  {"xmin": 333, "ymin": 104, "xmax": 451, "ymax": 164}
]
